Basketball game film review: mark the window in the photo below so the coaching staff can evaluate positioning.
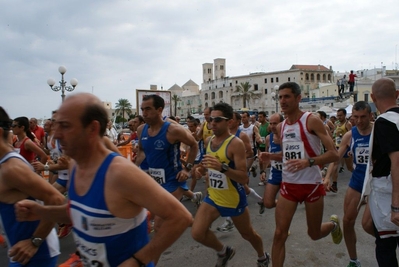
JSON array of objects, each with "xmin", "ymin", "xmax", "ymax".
[
  {"xmin": 220, "ymin": 65, "xmax": 224, "ymax": 70},
  {"xmin": 219, "ymin": 91, "xmax": 223, "ymax": 98},
  {"xmin": 276, "ymin": 77, "xmax": 279, "ymax": 83},
  {"xmin": 364, "ymin": 94, "xmax": 368, "ymax": 102},
  {"xmin": 208, "ymin": 68, "xmax": 212, "ymax": 74},
  {"xmin": 264, "ymin": 78, "xmax": 267, "ymax": 83},
  {"xmin": 235, "ymin": 80, "xmax": 238, "ymax": 84},
  {"xmin": 264, "ymin": 88, "xmax": 268, "ymax": 94},
  {"xmin": 271, "ymin": 78, "xmax": 274, "ymax": 83},
  {"xmin": 317, "ymin": 74, "xmax": 320, "ymax": 81},
  {"xmin": 211, "ymin": 92, "xmax": 215, "ymax": 99},
  {"xmin": 306, "ymin": 73, "xmax": 309, "ymax": 81},
  {"xmin": 230, "ymin": 83, "xmax": 232, "ymax": 87},
  {"xmin": 205, "ymin": 93, "xmax": 209, "ymax": 100},
  {"xmin": 354, "ymin": 94, "xmax": 358, "ymax": 102},
  {"xmin": 288, "ymin": 77, "xmax": 291, "ymax": 82},
  {"xmin": 254, "ymin": 84, "xmax": 258, "ymax": 91}
]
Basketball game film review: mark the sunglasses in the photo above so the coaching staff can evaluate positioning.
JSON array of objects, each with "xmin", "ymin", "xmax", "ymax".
[{"xmin": 210, "ymin": 116, "xmax": 229, "ymax": 123}]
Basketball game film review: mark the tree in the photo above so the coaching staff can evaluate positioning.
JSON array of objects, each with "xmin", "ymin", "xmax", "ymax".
[
  {"xmin": 172, "ymin": 94, "xmax": 181, "ymax": 116},
  {"xmin": 235, "ymin": 82, "xmax": 254, "ymax": 109},
  {"xmin": 115, "ymin": 98, "xmax": 132, "ymax": 123}
]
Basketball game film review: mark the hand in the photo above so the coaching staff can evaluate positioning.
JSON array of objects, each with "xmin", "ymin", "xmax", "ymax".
[
  {"xmin": 286, "ymin": 159, "xmax": 307, "ymax": 173},
  {"xmin": 176, "ymin": 169, "xmax": 190, "ymax": 182},
  {"xmin": 259, "ymin": 152, "xmax": 271, "ymax": 166},
  {"xmin": 260, "ymin": 171, "xmax": 267, "ymax": 182},
  {"xmin": 56, "ymin": 157, "xmax": 69, "ymax": 169},
  {"xmin": 323, "ymin": 177, "xmax": 330, "ymax": 192},
  {"xmin": 201, "ymin": 154, "xmax": 221, "ymax": 171},
  {"xmin": 8, "ymin": 239, "xmax": 38, "ymax": 266},
  {"xmin": 14, "ymin": 200, "xmax": 42, "ymax": 222},
  {"xmin": 31, "ymin": 161, "xmax": 44, "ymax": 172},
  {"xmin": 392, "ymin": 212, "xmax": 399, "ymax": 226}
]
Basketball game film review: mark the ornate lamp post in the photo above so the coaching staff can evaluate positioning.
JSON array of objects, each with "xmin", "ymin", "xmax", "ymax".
[
  {"xmin": 270, "ymin": 85, "xmax": 279, "ymax": 113},
  {"xmin": 47, "ymin": 66, "xmax": 78, "ymax": 102}
]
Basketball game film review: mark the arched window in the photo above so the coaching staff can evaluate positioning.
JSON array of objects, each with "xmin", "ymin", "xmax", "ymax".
[
  {"xmin": 211, "ymin": 92, "xmax": 215, "ymax": 99},
  {"xmin": 219, "ymin": 91, "xmax": 223, "ymax": 98},
  {"xmin": 317, "ymin": 74, "xmax": 320, "ymax": 81},
  {"xmin": 306, "ymin": 73, "xmax": 309, "ymax": 81},
  {"xmin": 205, "ymin": 93, "xmax": 209, "ymax": 100},
  {"xmin": 323, "ymin": 74, "xmax": 326, "ymax": 81},
  {"xmin": 310, "ymin": 73, "xmax": 314, "ymax": 81}
]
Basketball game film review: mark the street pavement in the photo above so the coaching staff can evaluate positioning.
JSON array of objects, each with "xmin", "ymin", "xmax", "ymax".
[{"xmin": 0, "ymin": 168, "xmax": 384, "ymax": 266}]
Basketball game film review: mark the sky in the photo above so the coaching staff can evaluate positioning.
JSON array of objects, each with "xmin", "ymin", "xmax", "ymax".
[{"xmin": 1, "ymin": 0, "xmax": 398, "ymax": 120}]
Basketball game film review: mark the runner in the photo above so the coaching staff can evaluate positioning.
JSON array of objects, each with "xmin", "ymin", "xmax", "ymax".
[
  {"xmin": 15, "ymin": 93, "xmax": 192, "ymax": 266},
  {"xmin": 324, "ymin": 101, "xmax": 372, "ymax": 267},
  {"xmin": 264, "ymin": 82, "xmax": 341, "ymax": 267},
  {"xmin": 191, "ymin": 102, "xmax": 270, "ymax": 267}
]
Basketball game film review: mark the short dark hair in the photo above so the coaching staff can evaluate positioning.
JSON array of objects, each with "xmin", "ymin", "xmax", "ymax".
[
  {"xmin": 258, "ymin": 111, "xmax": 266, "ymax": 117},
  {"xmin": 81, "ymin": 103, "xmax": 108, "ymax": 137},
  {"xmin": 279, "ymin": 82, "xmax": 301, "ymax": 97},
  {"xmin": 353, "ymin": 101, "xmax": 371, "ymax": 113},
  {"xmin": 337, "ymin": 108, "xmax": 347, "ymax": 115},
  {"xmin": 233, "ymin": 112, "xmax": 242, "ymax": 121},
  {"xmin": 242, "ymin": 111, "xmax": 250, "ymax": 117},
  {"xmin": 204, "ymin": 107, "xmax": 213, "ymax": 113},
  {"xmin": 213, "ymin": 103, "xmax": 233, "ymax": 119},
  {"xmin": 142, "ymin": 94, "xmax": 165, "ymax": 110},
  {"xmin": 168, "ymin": 116, "xmax": 176, "ymax": 121},
  {"xmin": 136, "ymin": 115, "xmax": 145, "ymax": 124},
  {"xmin": 317, "ymin": 111, "xmax": 327, "ymax": 119}
]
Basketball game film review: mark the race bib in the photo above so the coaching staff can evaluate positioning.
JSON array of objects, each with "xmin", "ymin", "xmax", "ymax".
[
  {"xmin": 355, "ymin": 147, "xmax": 369, "ymax": 165},
  {"xmin": 283, "ymin": 141, "xmax": 305, "ymax": 162},
  {"xmin": 74, "ymin": 234, "xmax": 109, "ymax": 267},
  {"xmin": 335, "ymin": 136, "xmax": 342, "ymax": 147},
  {"xmin": 260, "ymin": 136, "xmax": 266, "ymax": 144},
  {"xmin": 208, "ymin": 169, "xmax": 228, "ymax": 190},
  {"xmin": 271, "ymin": 160, "xmax": 283, "ymax": 171},
  {"xmin": 149, "ymin": 168, "xmax": 165, "ymax": 185}
]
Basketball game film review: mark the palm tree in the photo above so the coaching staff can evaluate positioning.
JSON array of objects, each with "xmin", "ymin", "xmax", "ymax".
[
  {"xmin": 172, "ymin": 94, "xmax": 181, "ymax": 116},
  {"xmin": 115, "ymin": 99, "xmax": 132, "ymax": 123},
  {"xmin": 235, "ymin": 82, "xmax": 254, "ymax": 108}
]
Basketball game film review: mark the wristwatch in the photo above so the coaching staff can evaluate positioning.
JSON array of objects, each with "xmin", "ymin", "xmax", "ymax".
[
  {"xmin": 44, "ymin": 164, "xmax": 50, "ymax": 172},
  {"xmin": 185, "ymin": 163, "xmax": 194, "ymax": 171},
  {"xmin": 308, "ymin": 159, "xmax": 315, "ymax": 167},
  {"xmin": 220, "ymin": 163, "xmax": 229, "ymax": 173},
  {"xmin": 31, "ymin": 237, "xmax": 44, "ymax": 247}
]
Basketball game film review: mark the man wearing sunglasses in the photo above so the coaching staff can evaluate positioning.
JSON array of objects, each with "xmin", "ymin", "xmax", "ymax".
[{"xmin": 192, "ymin": 103, "xmax": 270, "ymax": 267}]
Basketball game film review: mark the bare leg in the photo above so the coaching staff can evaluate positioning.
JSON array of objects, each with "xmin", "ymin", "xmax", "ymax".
[{"xmin": 343, "ymin": 188, "xmax": 361, "ymax": 260}]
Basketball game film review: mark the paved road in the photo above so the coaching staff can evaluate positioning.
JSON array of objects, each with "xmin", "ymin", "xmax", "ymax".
[{"xmin": 0, "ymin": 168, "xmax": 382, "ymax": 266}]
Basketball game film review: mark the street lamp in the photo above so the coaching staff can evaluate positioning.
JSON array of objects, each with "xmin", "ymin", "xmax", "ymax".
[
  {"xmin": 270, "ymin": 85, "xmax": 279, "ymax": 113},
  {"xmin": 47, "ymin": 66, "xmax": 78, "ymax": 102}
]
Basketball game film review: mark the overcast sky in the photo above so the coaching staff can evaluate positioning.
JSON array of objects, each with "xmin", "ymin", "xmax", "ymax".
[{"xmin": 1, "ymin": 0, "xmax": 398, "ymax": 120}]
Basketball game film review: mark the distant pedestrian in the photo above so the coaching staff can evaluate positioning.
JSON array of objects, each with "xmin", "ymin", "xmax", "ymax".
[{"xmin": 348, "ymin": 70, "xmax": 357, "ymax": 93}]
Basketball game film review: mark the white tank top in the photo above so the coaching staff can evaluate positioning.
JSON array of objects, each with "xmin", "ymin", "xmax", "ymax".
[
  {"xmin": 281, "ymin": 112, "xmax": 322, "ymax": 184},
  {"xmin": 239, "ymin": 124, "xmax": 255, "ymax": 147}
]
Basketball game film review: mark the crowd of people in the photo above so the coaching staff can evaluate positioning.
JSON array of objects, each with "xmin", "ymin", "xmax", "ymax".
[{"xmin": 0, "ymin": 78, "xmax": 398, "ymax": 267}]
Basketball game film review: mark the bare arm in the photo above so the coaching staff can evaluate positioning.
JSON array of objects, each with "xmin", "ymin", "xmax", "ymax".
[
  {"xmin": 239, "ymin": 132, "xmax": 254, "ymax": 159},
  {"xmin": 25, "ymin": 140, "xmax": 48, "ymax": 164},
  {"xmin": 103, "ymin": 136, "xmax": 121, "ymax": 154},
  {"xmin": 110, "ymin": 160, "xmax": 192, "ymax": 265},
  {"xmin": 135, "ymin": 124, "xmax": 146, "ymax": 167}
]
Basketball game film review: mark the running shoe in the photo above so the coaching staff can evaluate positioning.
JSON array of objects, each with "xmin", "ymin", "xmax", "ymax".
[
  {"xmin": 215, "ymin": 246, "xmax": 235, "ymax": 267},
  {"xmin": 339, "ymin": 167, "xmax": 345, "ymax": 173},
  {"xmin": 257, "ymin": 253, "xmax": 270, "ymax": 267},
  {"xmin": 258, "ymin": 201, "xmax": 265, "ymax": 215},
  {"xmin": 330, "ymin": 183, "xmax": 338, "ymax": 193},
  {"xmin": 58, "ymin": 253, "xmax": 83, "ymax": 267},
  {"xmin": 347, "ymin": 260, "xmax": 361, "ymax": 267},
  {"xmin": 216, "ymin": 219, "xmax": 235, "ymax": 233},
  {"xmin": 330, "ymin": 214, "xmax": 343, "ymax": 244},
  {"xmin": 180, "ymin": 195, "xmax": 190, "ymax": 202},
  {"xmin": 258, "ymin": 181, "xmax": 266, "ymax": 186},
  {"xmin": 192, "ymin": 192, "xmax": 203, "ymax": 208},
  {"xmin": 250, "ymin": 164, "xmax": 258, "ymax": 178},
  {"xmin": 58, "ymin": 223, "xmax": 73, "ymax": 239}
]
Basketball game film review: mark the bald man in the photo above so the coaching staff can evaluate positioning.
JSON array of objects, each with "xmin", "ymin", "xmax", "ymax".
[
  {"xmin": 368, "ymin": 78, "xmax": 399, "ymax": 266},
  {"xmin": 15, "ymin": 93, "xmax": 192, "ymax": 267}
]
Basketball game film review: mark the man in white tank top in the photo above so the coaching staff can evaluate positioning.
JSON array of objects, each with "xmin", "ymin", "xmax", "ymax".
[{"xmin": 261, "ymin": 82, "xmax": 341, "ymax": 267}]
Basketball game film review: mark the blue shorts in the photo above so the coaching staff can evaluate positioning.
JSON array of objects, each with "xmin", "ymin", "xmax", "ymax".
[
  {"xmin": 162, "ymin": 180, "xmax": 188, "ymax": 193},
  {"xmin": 349, "ymin": 172, "xmax": 365, "ymax": 193},
  {"xmin": 10, "ymin": 256, "xmax": 58, "ymax": 267},
  {"xmin": 268, "ymin": 168, "xmax": 282, "ymax": 185},
  {"xmin": 203, "ymin": 196, "xmax": 247, "ymax": 217},
  {"xmin": 56, "ymin": 178, "xmax": 68, "ymax": 188}
]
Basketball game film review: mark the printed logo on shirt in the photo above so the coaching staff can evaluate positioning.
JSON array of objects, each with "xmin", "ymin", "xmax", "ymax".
[{"xmin": 154, "ymin": 140, "xmax": 165, "ymax": 150}]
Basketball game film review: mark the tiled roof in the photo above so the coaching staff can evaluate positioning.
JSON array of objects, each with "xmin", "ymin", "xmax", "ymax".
[{"xmin": 290, "ymin": 65, "xmax": 330, "ymax": 71}]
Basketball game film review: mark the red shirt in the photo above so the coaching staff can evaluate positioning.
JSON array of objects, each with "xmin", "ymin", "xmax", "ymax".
[
  {"xmin": 349, "ymin": 73, "xmax": 357, "ymax": 83},
  {"xmin": 32, "ymin": 125, "xmax": 45, "ymax": 144}
]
